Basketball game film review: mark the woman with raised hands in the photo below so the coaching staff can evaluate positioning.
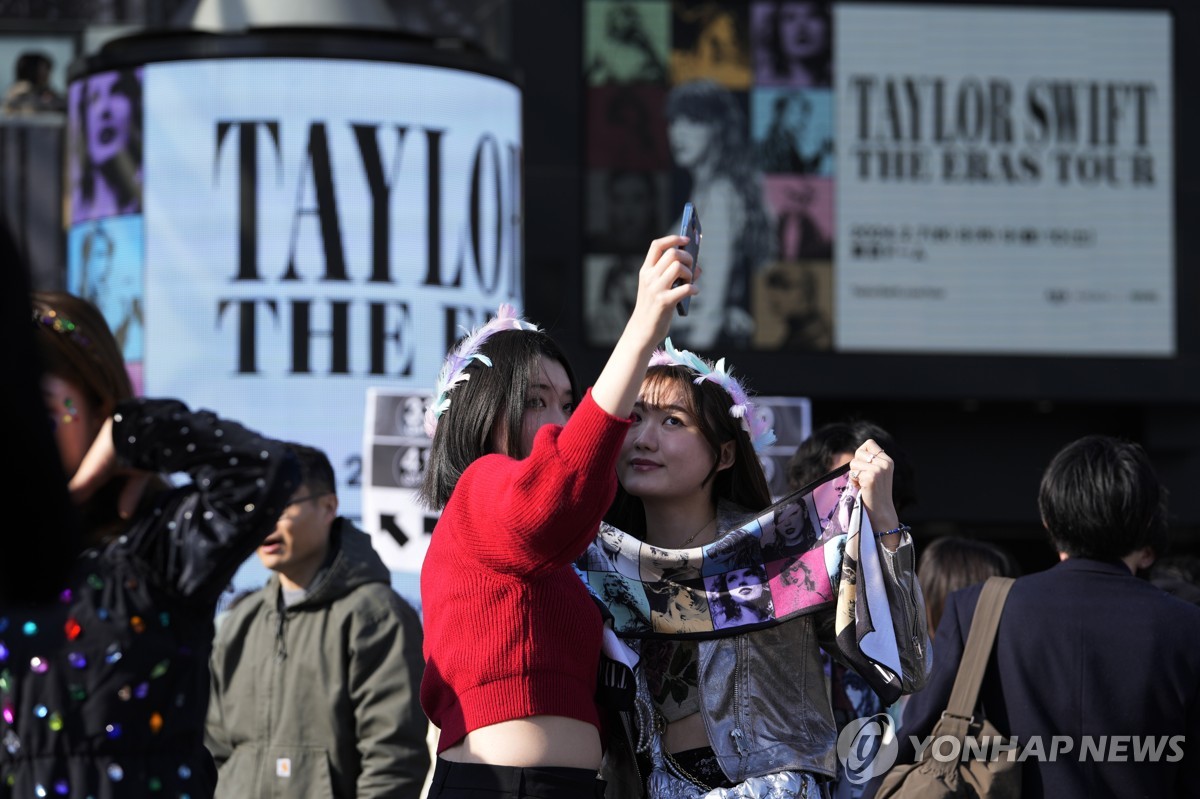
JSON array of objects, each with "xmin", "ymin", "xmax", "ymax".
[
  {"xmin": 596, "ymin": 340, "xmax": 929, "ymax": 799},
  {"xmin": 1, "ymin": 291, "xmax": 300, "ymax": 798},
  {"xmin": 417, "ymin": 235, "xmax": 696, "ymax": 798}
]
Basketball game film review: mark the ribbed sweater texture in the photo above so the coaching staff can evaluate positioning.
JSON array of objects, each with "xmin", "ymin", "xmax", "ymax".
[{"xmin": 419, "ymin": 390, "xmax": 632, "ymax": 752}]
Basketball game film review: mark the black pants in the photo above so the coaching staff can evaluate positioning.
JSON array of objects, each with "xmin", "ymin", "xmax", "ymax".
[{"xmin": 429, "ymin": 757, "xmax": 607, "ymax": 798}]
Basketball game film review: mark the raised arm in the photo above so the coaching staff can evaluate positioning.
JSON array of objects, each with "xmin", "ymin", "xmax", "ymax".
[
  {"xmin": 590, "ymin": 234, "xmax": 695, "ymax": 418},
  {"xmin": 449, "ymin": 236, "xmax": 696, "ymax": 574},
  {"xmin": 75, "ymin": 398, "xmax": 300, "ymax": 606},
  {"xmin": 846, "ymin": 438, "xmax": 901, "ymax": 549}
]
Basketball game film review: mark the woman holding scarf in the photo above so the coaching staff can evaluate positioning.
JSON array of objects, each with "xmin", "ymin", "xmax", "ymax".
[{"xmin": 595, "ymin": 341, "xmax": 931, "ymax": 798}]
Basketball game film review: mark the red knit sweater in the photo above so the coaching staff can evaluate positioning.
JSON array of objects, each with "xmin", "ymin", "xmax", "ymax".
[{"xmin": 419, "ymin": 391, "xmax": 632, "ymax": 752}]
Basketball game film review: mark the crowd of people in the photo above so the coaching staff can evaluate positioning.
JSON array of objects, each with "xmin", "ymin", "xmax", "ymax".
[{"xmin": 4, "ymin": 226, "xmax": 1199, "ymax": 799}]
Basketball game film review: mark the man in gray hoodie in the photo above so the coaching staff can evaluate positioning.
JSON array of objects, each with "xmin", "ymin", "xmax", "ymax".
[{"xmin": 206, "ymin": 443, "xmax": 430, "ymax": 798}]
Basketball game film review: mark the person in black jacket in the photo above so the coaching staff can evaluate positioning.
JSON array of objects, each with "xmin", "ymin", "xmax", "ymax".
[
  {"xmin": 866, "ymin": 435, "xmax": 1200, "ymax": 799},
  {"xmin": 1, "ymin": 290, "xmax": 299, "ymax": 798}
]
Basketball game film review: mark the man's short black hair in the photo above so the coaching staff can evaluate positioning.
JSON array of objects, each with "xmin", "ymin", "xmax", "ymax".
[
  {"xmin": 1038, "ymin": 435, "xmax": 1168, "ymax": 561},
  {"xmin": 285, "ymin": 442, "xmax": 336, "ymax": 496}
]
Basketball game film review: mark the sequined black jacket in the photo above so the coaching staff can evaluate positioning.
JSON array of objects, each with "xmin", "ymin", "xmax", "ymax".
[{"xmin": 0, "ymin": 398, "xmax": 300, "ymax": 799}]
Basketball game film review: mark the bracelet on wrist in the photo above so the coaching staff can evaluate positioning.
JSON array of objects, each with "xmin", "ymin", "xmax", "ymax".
[{"xmin": 876, "ymin": 523, "xmax": 911, "ymax": 538}]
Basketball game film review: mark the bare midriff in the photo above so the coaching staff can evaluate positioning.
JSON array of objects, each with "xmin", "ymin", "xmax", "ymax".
[{"xmin": 440, "ymin": 715, "xmax": 603, "ymax": 770}]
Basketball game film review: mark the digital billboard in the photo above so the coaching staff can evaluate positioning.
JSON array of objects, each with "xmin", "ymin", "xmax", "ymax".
[
  {"xmin": 834, "ymin": 5, "xmax": 1172, "ymax": 356},
  {"xmin": 580, "ymin": 1, "xmax": 1174, "ymax": 365},
  {"xmin": 66, "ymin": 42, "xmax": 523, "ymax": 522}
]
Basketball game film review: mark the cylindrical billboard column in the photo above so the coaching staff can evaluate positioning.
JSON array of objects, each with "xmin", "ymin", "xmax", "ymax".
[{"xmin": 65, "ymin": 30, "xmax": 523, "ymax": 522}]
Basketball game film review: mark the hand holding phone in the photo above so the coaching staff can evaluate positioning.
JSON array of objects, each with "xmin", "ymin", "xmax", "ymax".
[{"xmin": 675, "ymin": 202, "xmax": 701, "ymax": 316}]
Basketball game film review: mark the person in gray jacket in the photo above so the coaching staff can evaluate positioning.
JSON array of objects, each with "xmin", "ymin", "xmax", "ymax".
[{"xmin": 205, "ymin": 443, "xmax": 430, "ymax": 798}]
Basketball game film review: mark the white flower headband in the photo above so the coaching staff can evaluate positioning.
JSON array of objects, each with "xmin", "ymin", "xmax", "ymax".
[
  {"xmin": 424, "ymin": 303, "xmax": 541, "ymax": 437},
  {"xmin": 648, "ymin": 337, "xmax": 777, "ymax": 453}
]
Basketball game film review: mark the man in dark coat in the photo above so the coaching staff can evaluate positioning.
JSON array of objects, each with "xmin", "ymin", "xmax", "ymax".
[{"xmin": 867, "ymin": 435, "xmax": 1200, "ymax": 799}]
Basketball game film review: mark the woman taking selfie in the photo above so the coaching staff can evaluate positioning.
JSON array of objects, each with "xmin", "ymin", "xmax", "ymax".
[{"xmin": 418, "ymin": 234, "xmax": 696, "ymax": 798}]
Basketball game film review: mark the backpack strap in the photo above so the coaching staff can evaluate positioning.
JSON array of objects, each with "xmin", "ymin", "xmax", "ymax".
[{"xmin": 943, "ymin": 576, "xmax": 1016, "ymax": 722}]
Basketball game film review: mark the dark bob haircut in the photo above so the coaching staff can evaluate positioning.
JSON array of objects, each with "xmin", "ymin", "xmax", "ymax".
[
  {"xmin": 1038, "ymin": 435, "xmax": 1168, "ymax": 561},
  {"xmin": 33, "ymin": 290, "xmax": 133, "ymax": 420},
  {"xmin": 32, "ymin": 290, "xmax": 141, "ymax": 546},
  {"xmin": 419, "ymin": 328, "xmax": 578, "ymax": 511}
]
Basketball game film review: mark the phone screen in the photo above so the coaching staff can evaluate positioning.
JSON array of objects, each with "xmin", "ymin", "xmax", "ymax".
[{"xmin": 676, "ymin": 202, "xmax": 701, "ymax": 316}]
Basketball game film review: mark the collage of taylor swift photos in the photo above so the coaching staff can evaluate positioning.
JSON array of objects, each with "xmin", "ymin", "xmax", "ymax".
[
  {"xmin": 582, "ymin": 1, "xmax": 836, "ymax": 354},
  {"xmin": 579, "ymin": 468, "xmax": 851, "ymax": 638},
  {"xmin": 65, "ymin": 66, "xmax": 147, "ymax": 393}
]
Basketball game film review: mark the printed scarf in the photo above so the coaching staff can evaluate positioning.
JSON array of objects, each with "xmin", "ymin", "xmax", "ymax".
[{"xmin": 578, "ymin": 466, "xmax": 908, "ymax": 704}]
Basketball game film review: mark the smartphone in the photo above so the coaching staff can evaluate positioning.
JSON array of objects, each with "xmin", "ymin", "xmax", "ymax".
[{"xmin": 675, "ymin": 202, "xmax": 702, "ymax": 316}]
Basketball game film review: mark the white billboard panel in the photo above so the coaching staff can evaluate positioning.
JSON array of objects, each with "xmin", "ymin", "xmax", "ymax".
[
  {"xmin": 834, "ymin": 5, "xmax": 1173, "ymax": 356},
  {"xmin": 139, "ymin": 58, "xmax": 522, "ymax": 518}
]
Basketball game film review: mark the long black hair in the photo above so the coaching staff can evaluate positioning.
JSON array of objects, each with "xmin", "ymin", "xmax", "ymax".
[
  {"xmin": 760, "ymin": 2, "xmax": 832, "ymax": 86},
  {"xmin": 605, "ymin": 364, "xmax": 773, "ymax": 536}
]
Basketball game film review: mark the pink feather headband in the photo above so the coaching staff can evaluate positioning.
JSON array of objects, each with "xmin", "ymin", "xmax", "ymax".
[
  {"xmin": 648, "ymin": 338, "xmax": 777, "ymax": 453},
  {"xmin": 424, "ymin": 304, "xmax": 540, "ymax": 437}
]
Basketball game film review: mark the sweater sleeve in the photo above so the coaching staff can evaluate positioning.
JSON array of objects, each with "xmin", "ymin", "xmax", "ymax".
[
  {"xmin": 447, "ymin": 390, "xmax": 632, "ymax": 578},
  {"xmin": 113, "ymin": 397, "xmax": 301, "ymax": 606}
]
